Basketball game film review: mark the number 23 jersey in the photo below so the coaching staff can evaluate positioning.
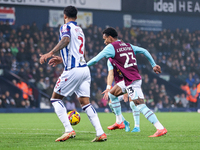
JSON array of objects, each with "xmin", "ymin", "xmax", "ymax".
[{"xmin": 109, "ymin": 41, "xmax": 141, "ymax": 86}]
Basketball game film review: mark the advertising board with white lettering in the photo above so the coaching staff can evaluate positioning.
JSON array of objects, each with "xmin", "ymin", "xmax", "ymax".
[
  {"xmin": 122, "ymin": 0, "xmax": 200, "ymax": 15},
  {"xmin": 0, "ymin": 0, "xmax": 121, "ymax": 11}
]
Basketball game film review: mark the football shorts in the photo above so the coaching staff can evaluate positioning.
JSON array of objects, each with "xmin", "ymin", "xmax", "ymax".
[
  {"xmin": 116, "ymin": 80, "xmax": 127, "ymax": 93},
  {"xmin": 54, "ymin": 66, "xmax": 91, "ymax": 97},
  {"xmin": 126, "ymin": 79, "xmax": 144, "ymax": 100}
]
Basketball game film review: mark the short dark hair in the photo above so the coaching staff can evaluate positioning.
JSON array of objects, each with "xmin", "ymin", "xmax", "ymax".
[
  {"xmin": 64, "ymin": 6, "xmax": 77, "ymax": 18},
  {"xmin": 103, "ymin": 27, "xmax": 118, "ymax": 38}
]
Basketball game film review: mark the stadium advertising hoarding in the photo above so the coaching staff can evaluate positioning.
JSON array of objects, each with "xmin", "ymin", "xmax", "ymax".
[
  {"xmin": 0, "ymin": 0, "xmax": 121, "ymax": 11},
  {"xmin": 123, "ymin": 14, "xmax": 162, "ymax": 31},
  {"xmin": 122, "ymin": 0, "xmax": 200, "ymax": 15},
  {"xmin": 49, "ymin": 9, "xmax": 92, "ymax": 28}
]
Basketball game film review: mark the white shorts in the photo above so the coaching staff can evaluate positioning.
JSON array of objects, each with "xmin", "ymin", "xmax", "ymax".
[
  {"xmin": 54, "ymin": 66, "xmax": 91, "ymax": 98},
  {"xmin": 126, "ymin": 80, "xmax": 144, "ymax": 100},
  {"xmin": 117, "ymin": 80, "xmax": 127, "ymax": 101},
  {"xmin": 117, "ymin": 80, "xmax": 127, "ymax": 93}
]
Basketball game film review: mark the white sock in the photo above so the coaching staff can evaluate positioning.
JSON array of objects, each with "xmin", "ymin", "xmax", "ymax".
[
  {"xmin": 116, "ymin": 114, "xmax": 123, "ymax": 124},
  {"xmin": 82, "ymin": 103, "xmax": 104, "ymax": 136},
  {"xmin": 51, "ymin": 99, "xmax": 73, "ymax": 133},
  {"xmin": 154, "ymin": 121, "xmax": 164, "ymax": 130}
]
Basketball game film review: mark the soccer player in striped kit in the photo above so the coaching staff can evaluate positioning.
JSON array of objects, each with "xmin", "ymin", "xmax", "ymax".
[
  {"xmin": 87, "ymin": 27, "xmax": 167, "ymax": 137},
  {"xmin": 39, "ymin": 6, "xmax": 106, "ymax": 142}
]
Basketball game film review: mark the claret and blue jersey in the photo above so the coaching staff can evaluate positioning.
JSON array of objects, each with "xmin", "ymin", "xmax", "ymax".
[
  {"xmin": 59, "ymin": 21, "xmax": 86, "ymax": 71},
  {"xmin": 87, "ymin": 40, "xmax": 156, "ymax": 68},
  {"xmin": 87, "ymin": 40, "xmax": 157, "ymax": 86}
]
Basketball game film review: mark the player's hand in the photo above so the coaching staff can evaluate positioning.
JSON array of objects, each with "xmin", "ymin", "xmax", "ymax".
[
  {"xmin": 153, "ymin": 65, "xmax": 162, "ymax": 74},
  {"xmin": 39, "ymin": 52, "xmax": 53, "ymax": 64},
  {"xmin": 48, "ymin": 55, "xmax": 63, "ymax": 67},
  {"xmin": 102, "ymin": 89, "xmax": 110, "ymax": 100},
  {"xmin": 123, "ymin": 93, "xmax": 129, "ymax": 102}
]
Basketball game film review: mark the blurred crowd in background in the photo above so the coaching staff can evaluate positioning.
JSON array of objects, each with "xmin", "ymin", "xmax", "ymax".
[{"xmin": 0, "ymin": 21, "xmax": 200, "ymax": 110}]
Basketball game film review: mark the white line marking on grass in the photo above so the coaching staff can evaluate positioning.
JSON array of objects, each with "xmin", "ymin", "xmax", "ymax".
[
  {"xmin": 0, "ymin": 128, "xmax": 110, "ymax": 135},
  {"xmin": 0, "ymin": 133, "xmax": 57, "ymax": 135}
]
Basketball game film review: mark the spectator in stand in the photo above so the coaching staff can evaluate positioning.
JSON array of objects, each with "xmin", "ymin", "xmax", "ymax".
[
  {"xmin": 163, "ymin": 96, "xmax": 171, "ymax": 108},
  {"xmin": 14, "ymin": 93, "xmax": 22, "ymax": 108},
  {"xmin": 181, "ymin": 82, "xmax": 191, "ymax": 101},
  {"xmin": 16, "ymin": 48, "xmax": 27, "ymax": 63},
  {"xmin": 30, "ymin": 22, "xmax": 39, "ymax": 33},
  {"xmin": 147, "ymin": 95, "xmax": 155, "ymax": 109},
  {"xmin": 186, "ymin": 73, "xmax": 195, "ymax": 87},
  {"xmin": 160, "ymin": 84, "xmax": 167, "ymax": 96},
  {"xmin": 10, "ymin": 42, "xmax": 19, "ymax": 57},
  {"xmin": 5, "ymin": 91, "xmax": 16, "ymax": 108},
  {"xmin": 0, "ymin": 31, "xmax": 6, "ymax": 44},
  {"xmin": 180, "ymin": 93, "xmax": 188, "ymax": 108},
  {"xmin": 16, "ymin": 80, "xmax": 29, "ymax": 101},
  {"xmin": 18, "ymin": 68, "xmax": 28, "ymax": 81},
  {"xmin": 174, "ymin": 94, "xmax": 180, "ymax": 105},
  {"xmin": 188, "ymin": 84, "xmax": 198, "ymax": 108},
  {"xmin": 28, "ymin": 85, "xmax": 35, "ymax": 108},
  {"xmin": 36, "ymin": 78, "xmax": 46, "ymax": 92},
  {"xmin": 20, "ymin": 100, "xmax": 30, "ymax": 108},
  {"xmin": 2, "ymin": 94, "xmax": 10, "ymax": 108},
  {"xmin": 142, "ymin": 74, "xmax": 150, "ymax": 94},
  {"xmin": 156, "ymin": 100, "xmax": 163, "ymax": 109}
]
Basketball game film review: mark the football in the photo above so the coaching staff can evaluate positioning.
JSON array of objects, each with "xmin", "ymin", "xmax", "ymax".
[{"xmin": 67, "ymin": 110, "xmax": 81, "ymax": 125}]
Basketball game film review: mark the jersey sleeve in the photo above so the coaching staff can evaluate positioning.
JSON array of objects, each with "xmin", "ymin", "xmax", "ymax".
[
  {"xmin": 107, "ymin": 59, "xmax": 114, "ymax": 71},
  {"xmin": 87, "ymin": 44, "xmax": 115, "ymax": 66},
  {"xmin": 60, "ymin": 24, "xmax": 71, "ymax": 38},
  {"xmin": 130, "ymin": 44, "xmax": 156, "ymax": 67}
]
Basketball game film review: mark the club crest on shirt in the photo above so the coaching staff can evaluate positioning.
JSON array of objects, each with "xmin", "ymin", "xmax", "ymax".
[{"xmin": 117, "ymin": 69, "xmax": 123, "ymax": 77}]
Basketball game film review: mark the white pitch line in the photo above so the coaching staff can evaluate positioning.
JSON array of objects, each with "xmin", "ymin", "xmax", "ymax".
[{"xmin": 0, "ymin": 128, "xmax": 111, "ymax": 135}]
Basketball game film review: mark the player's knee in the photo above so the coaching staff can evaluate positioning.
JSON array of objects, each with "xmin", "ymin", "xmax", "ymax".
[{"xmin": 79, "ymin": 97, "xmax": 90, "ymax": 106}]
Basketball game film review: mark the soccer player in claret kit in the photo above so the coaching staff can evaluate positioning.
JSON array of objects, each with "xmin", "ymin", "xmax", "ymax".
[
  {"xmin": 87, "ymin": 27, "xmax": 167, "ymax": 137},
  {"xmin": 39, "ymin": 6, "xmax": 107, "ymax": 142},
  {"xmin": 103, "ymin": 59, "xmax": 141, "ymax": 132}
]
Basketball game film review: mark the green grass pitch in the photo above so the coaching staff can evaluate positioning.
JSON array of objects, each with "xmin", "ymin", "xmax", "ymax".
[{"xmin": 0, "ymin": 112, "xmax": 199, "ymax": 150}]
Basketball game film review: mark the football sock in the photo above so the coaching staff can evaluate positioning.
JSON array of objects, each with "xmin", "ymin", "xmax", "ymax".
[
  {"xmin": 109, "ymin": 102, "xmax": 125, "ymax": 122},
  {"xmin": 82, "ymin": 103, "xmax": 104, "ymax": 136},
  {"xmin": 122, "ymin": 115, "xmax": 125, "ymax": 122},
  {"xmin": 154, "ymin": 121, "xmax": 165, "ymax": 129},
  {"xmin": 108, "ymin": 92, "xmax": 123, "ymax": 124},
  {"xmin": 51, "ymin": 99, "xmax": 73, "ymax": 133},
  {"xmin": 137, "ymin": 104, "xmax": 164, "ymax": 129},
  {"xmin": 130, "ymin": 101, "xmax": 140, "ymax": 127},
  {"xmin": 108, "ymin": 102, "xmax": 115, "ymax": 114}
]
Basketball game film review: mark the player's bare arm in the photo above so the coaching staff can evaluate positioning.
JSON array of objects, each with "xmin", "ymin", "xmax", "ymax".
[
  {"xmin": 39, "ymin": 37, "xmax": 70, "ymax": 64},
  {"xmin": 102, "ymin": 69, "xmax": 114, "ymax": 100},
  {"xmin": 153, "ymin": 65, "xmax": 162, "ymax": 74}
]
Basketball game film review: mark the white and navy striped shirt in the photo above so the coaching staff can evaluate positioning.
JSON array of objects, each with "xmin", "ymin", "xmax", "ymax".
[{"xmin": 59, "ymin": 21, "xmax": 86, "ymax": 70}]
